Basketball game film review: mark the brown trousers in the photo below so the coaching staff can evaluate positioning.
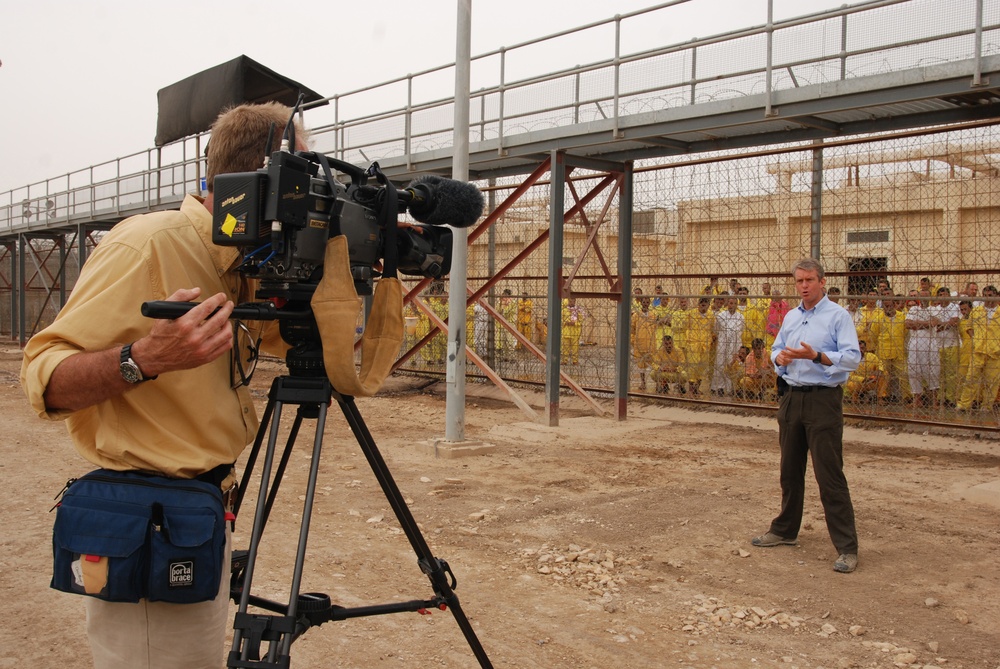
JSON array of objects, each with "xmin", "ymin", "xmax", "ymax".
[{"xmin": 770, "ymin": 386, "xmax": 858, "ymax": 554}]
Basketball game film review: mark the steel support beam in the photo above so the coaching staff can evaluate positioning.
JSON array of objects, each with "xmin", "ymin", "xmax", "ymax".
[
  {"xmin": 545, "ymin": 151, "xmax": 566, "ymax": 427},
  {"xmin": 810, "ymin": 142, "xmax": 823, "ymax": 260},
  {"xmin": 614, "ymin": 162, "xmax": 634, "ymax": 420},
  {"xmin": 1, "ymin": 241, "xmax": 15, "ymax": 340}
]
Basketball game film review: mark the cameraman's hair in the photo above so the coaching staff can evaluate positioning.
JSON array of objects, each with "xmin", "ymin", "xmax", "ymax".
[
  {"xmin": 790, "ymin": 257, "xmax": 825, "ymax": 279},
  {"xmin": 206, "ymin": 102, "xmax": 310, "ymax": 193}
]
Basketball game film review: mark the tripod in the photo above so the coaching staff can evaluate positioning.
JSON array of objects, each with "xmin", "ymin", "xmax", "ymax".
[{"xmin": 227, "ymin": 373, "xmax": 494, "ymax": 668}]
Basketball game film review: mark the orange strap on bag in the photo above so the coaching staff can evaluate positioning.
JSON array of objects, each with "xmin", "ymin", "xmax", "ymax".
[{"xmin": 310, "ymin": 236, "xmax": 404, "ymax": 397}]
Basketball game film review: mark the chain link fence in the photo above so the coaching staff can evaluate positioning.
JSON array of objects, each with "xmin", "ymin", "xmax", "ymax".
[
  {"xmin": 399, "ymin": 121, "xmax": 1000, "ymax": 429},
  {"xmin": 6, "ymin": 122, "xmax": 999, "ymax": 430}
]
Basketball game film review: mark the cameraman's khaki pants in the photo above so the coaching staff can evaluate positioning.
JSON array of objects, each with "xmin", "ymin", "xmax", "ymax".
[{"xmin": 85, "ymin": 531, "xmax": 231, "ymax": 669}]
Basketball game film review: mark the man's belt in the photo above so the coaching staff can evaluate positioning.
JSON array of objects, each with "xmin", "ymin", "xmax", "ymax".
[
  {"xmin": 194, "ymin": 462, "xmax": 236, "ymax": 488},
  {"xmin": 788, "ymin": 384, "xmax": 839, "ymax": 392}
]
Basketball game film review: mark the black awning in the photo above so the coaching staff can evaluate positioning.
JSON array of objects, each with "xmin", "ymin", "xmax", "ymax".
[{"xmin": 154, "ymin": 55, "xmax": 324, "ymax": 146}]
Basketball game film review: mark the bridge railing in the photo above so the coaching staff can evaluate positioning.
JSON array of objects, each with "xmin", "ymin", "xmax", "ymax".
[
  {"xmin": 1, "ymin": 136, "xmax": 203, "ymax": 235},
  {"xmin": 2, "ymin": 0, "xmax": 994, "ymax": 234}
]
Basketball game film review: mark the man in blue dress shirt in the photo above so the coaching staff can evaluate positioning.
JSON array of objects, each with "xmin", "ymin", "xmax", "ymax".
[{"xmin": 751, "ymin": 258, "xmax": 862, "ymax": 573}]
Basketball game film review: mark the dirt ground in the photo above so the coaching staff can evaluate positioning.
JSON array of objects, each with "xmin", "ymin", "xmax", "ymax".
[{"xmin": 2, "ymin": 347, "xmax": 999, "ymax": 669}]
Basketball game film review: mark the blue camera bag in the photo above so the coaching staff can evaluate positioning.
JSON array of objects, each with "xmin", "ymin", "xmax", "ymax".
[{"xmin": 51, "ymin": 469, "xmax": 226, "ymax": 604}]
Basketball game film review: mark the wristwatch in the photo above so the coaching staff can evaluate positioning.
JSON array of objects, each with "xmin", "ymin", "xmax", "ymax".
[
  {"xmin": 120, "ymin": 343, "xmax": 157, "ymax": 384},
  {"xmin": 813, "ymin": 351, "xmax": 823, "ymax": 364}
]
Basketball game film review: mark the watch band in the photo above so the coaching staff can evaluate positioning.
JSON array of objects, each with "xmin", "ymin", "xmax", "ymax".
[
  {"xmin": 120, "ymin": 343, "xmax": 157, "ymax": 383},
  {"xmin": 813, "ymin": 352, "xmax": 823, "ymax": 364}
]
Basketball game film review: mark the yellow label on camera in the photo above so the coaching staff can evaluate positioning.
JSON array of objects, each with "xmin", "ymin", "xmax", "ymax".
[{"xmin": 221, "ymin": 213, "xmax": 238, "ymax": 238}]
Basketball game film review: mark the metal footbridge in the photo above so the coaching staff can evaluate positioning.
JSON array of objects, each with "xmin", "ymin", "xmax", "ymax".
[{"xmin": 2, "ymin": 0, "xmax": 999, "ymax": 345}]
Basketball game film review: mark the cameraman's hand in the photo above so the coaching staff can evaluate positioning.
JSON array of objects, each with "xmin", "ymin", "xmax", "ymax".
[
  {"xmin": 43, "ymin": 288, "xmax": 234, "ymax": 413},
  {"xmin": 131, "ymin": 288, "xmax": 234, "ymax": 378}
]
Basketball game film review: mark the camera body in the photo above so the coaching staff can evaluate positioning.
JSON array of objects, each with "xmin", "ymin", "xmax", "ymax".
[{"xmin": 212, "ymin": 151, "xmax": 453, "ymax": 296}]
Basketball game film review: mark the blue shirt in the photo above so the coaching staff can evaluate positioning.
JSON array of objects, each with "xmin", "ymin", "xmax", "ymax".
[{"xmin": 771, "ymin": 295, "xmax": 861, "ymax": 387}]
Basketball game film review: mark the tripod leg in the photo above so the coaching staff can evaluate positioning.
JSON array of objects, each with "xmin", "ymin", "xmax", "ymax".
[
  {"xmin": 338, "ymin": 395, "xmax": 494, "ymax": 669},
  {"xmin": 233, "ymin": 378, "xmax": 279, "ymax": 519},
  {"xmin": 230, "ymin": 391, "xmax": 291, "ymax": 665},
  {"xmin": 229, "ymin": 377, "xmax": 493, "ymax": 668},
  {"xmin": 278, "ymin": 398, "xmax": 328, "ymax": 658},
  {"xmin": 260, "ymin": 410, "xmax": 305, "ymax": 531},
  {"xmin": 230, "ymin": 377, "xmax": 334, "ymax": 668}
]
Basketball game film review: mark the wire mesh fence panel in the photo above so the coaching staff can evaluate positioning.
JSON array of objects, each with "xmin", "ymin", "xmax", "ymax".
[{"xmin": 395, "ymin": 122, "xmax": 1000, "ymax": 430}]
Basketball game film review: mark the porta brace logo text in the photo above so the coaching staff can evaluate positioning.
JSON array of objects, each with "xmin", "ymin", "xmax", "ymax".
[{"xmin": 169, "ymin": 560, "xmax": 194, "ymax": 587}]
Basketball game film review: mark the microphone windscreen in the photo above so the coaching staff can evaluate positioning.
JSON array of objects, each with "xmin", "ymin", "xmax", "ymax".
[{"xmin": 406, "ymin": 175, "xmax": 484, "ymax": 228}]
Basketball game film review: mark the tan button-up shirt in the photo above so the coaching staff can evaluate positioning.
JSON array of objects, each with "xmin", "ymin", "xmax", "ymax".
[{"xmin": 21, "ymin": 195, "xmax": 279, "ymax": 478}]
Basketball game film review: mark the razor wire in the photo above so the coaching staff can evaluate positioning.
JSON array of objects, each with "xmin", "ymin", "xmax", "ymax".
[{"xmin": 397, "ymin": 122, "xmax": 1000, "ymax": 429}]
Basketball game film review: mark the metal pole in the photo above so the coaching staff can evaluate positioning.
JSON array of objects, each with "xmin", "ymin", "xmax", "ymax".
[
  {"xmin": 545, "ymin": 150, "xmax": 566, "ymax": 427},
  {"xmin": 195, "ymin": 135, "xmax": 203, "ymax": 195},
  {"xmin": 9, "ymin": 241, "xmax": 17, "ymax": 340},
  {"xmin": 974, "ymin": 0, "xmax": 984, "ymax": 86},
  {"xmin": 614, "ymin": 164, "xmax": 634, "ymax": 420},
  {"xmin": 487, "ymin": 186, "xmax": 497, "ymax": 369},
  {"xmin": 58, "ymin": 236, "xmax": 66, "ymax": 310},
  {"xmin": 78, "ymin": 224, "xmax": 89, "ymax": 269},
  {"xmin": 810, "ymin": 141, "xmax": 823, "ymax": 260},
  {"xmin": 497, "ymin": 48, "xmax": 506, "ymax": 156},
  {"xmin": 18, "ymin": 234, "xmax": 26, "ymax": 346},
  {"xmin": 612, "ymin": 14, "xmax": 622, "ymax": 138},
  {"xmin": 445, "ymin": 0, "xmax": 473, "ymax": 442},
  {"xmin": 405, "ymin": 75, "xmax": 414, "ymax": 170},
  {"xmin": 765, "ymin": 0, "xmax": 775, "ymax": 116},
  {"xmin": 840, "ymin": 6, "xmax": 848, "ymax": 81}
]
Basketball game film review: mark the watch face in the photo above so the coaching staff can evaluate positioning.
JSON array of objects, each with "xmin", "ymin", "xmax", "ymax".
[{"xmin": 120, "ymin": 361, "xmax": 142, "ymax": 384}]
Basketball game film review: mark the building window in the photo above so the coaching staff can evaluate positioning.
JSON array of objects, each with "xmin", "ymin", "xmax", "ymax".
[
  {"xmin": 847, "ymin": 256, "xmax": 888, "ymax": 296},
  {"xmin": 633, "ymin": 210, "xmax": 656, "ymax": 235},
  {"xmin": 846, "ymin": 230, "xmax": 890, "ymax": 244}
]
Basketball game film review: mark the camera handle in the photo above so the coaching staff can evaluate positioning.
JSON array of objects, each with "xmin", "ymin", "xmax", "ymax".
[{"xmin": 227, "ymin": 375, "xmax": 494, "ymax": 669}]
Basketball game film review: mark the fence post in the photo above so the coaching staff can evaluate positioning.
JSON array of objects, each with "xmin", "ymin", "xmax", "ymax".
[
  {"xmin": 405, "ymin": 74, "xmax": 413, "ymax": 171},
  {"xmin": 613, "ymin": 14, "xmax": 623, "ymax": 138},
  {"xmin": 765, "ymin": 0, "xmax": 775, "ymax": 117},
  {"xmin": 615, "ymin": 162, "xmax": 634, "ymax": 420},
  {"xmin": 840, "ymin": 5, "xmax": 849, "ymax": 81},
  {"xmin": 974, "ymin": 0, "xmax": 984, "ymax": 86},
  {"xmin": 689, "ymin": 42, "xmax": 698, "ymax": 106},
  {"xmin": 810, "ymin": 141, "xmax": 824, "ymax": 261},
  {"xmin": 574, "ymin": 70, "xmax": 581, "ymax": 125},
  {"xmin": 497, "ymin": 47, "xmax": 506, "ymax": 157},
  {"xmin": 545, "ymin": 150, "xmax": 566, "ymax": 427}
]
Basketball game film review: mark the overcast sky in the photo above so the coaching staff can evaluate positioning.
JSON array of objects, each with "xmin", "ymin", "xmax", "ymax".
[{"xmin": 1, "ymin": 0, "xmax": 846, "ymax": 193}]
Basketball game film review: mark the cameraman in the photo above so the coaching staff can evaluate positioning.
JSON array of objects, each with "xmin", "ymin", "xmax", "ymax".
[{"xmin": 21, "ymin": 102, "xmax": 302, "ymax": 668}]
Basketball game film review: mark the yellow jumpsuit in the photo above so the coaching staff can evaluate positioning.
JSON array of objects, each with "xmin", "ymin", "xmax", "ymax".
[
  {"xmin": 561, "ymin": 300, "xmax": 584, "ymax": 365},
  {"xmin": 958, "ymin": 313, "xmax": 973, "ymax": 401},
  {"xmin": 670, "ymin": 307, "xmax": 691, "ymax": 383},
  {"xmin": 426, "ymin": 297, "xmax": 450, "ymax": 365},
  {"xmin": 871, "ymin": 310, "xmax": 909, "ymax": 400},
  {"xmin": 516, "ymin": 298, "xmax": 534, "ymax": 345},
  {"xmin": 845, "ymin": 352, "xmax": 887, "ymax": 401},
  {"xmin": 651, "ymin": 345, "xmax": 685, "ymax": 393},
  {"xmin": 741, "ymin": 306, "xmax": 766, "ymax": 349},
  {"xmin": 497, "ymin": 298, "xmax": 518, "ymax": 354},
  {"xmin": 856, "ymin": 305, "xmax": 881, "ymax": 350},
  {"xmin": 685, "ymin": 309, "xmax": 715, "ymax": 393},
  {"xmin": 958, "ymin": 306, "xmax": 1000, "ymax": 411},
  {"xmin": 631, "ymin": 309, "xmax": 660, "ymax": 389}
]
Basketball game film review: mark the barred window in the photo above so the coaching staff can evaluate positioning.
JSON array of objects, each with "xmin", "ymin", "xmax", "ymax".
[{"xmin": 847, "ymin": 230, "xmax": 890, "ymax": 244}]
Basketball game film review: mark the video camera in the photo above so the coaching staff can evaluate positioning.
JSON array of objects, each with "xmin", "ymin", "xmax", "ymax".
[
  {"xmin": 143, "ymin": 104, "xmax": 484, "ymax": 375},
  {"xmin": 211, "ymin": 149, "xmax": 484, "ymax": 297}
]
